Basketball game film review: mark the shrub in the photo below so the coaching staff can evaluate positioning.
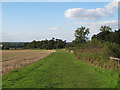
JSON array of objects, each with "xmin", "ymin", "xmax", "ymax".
[{"xmin": 107, "ymin": 43, "xmax": 120, "ymax": 58}]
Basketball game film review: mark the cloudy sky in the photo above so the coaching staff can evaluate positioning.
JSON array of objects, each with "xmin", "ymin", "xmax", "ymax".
[{"xmin": 1, "ymin": 0, "xmax": 118, "ymax": 42}]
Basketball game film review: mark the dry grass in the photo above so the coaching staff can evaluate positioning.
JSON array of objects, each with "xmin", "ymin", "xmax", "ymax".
[{"xmin": 1, "ymin": 50, "xmax": 55, "ymax": 74}]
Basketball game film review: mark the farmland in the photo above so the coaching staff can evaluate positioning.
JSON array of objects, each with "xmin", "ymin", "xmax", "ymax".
[
  {"xmin": 1, "ymin": 50, "xmax": 55, "ymax": 74},
  {"xmin": 3, "ymin": 50, "xmax": 118, "ymax": 88},
  {"xmin": 2, "ymin": 1, "xmax": 120, "ymax": 89}
]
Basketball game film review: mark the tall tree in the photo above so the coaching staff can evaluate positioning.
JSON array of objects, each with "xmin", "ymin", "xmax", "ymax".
[{"xmin": 74, "ymin": 26, "xmax": 90, "ymax": 44}]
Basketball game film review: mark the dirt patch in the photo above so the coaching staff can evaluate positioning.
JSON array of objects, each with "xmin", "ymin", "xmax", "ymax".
[{"xmin": 1, "ymin": 50, "xmax": 55, "ymax": 74}]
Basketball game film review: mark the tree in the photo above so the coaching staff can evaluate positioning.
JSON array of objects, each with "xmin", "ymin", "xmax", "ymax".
[
  {"xmin": 55, "ymin": 39, "xmax": 66, "ymax": 49},
  {"xmin": 47, "ymin": 40, "xmax": 54, "ymax": 49},
  {"xmin": 31, "ymin": 40, "xmax": 37, "ymax": 48},
  {"xmin": 23, "ymin": 38, "xmax": 66, "ymax": 49},
  {"xmin": 92, "ymin": 27, "xmax": 120, "ymax": 45},
  {"xmin": 74, "ymin": 26, "xmax": 90, "ymax": 44},
  {"xmin": 92, "ymin": 26, "xmax": 112, "ymax": 41},
  {"xmin": 100, "ymin": 26, "xmax": 112, "ymax": 32},
  {"xmin": 91, "ymin": 34, "xmax": 97, "ymax": 40}
]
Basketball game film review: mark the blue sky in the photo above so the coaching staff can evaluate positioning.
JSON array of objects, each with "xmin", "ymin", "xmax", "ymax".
[{"xmin": 2, "ymin": 1, "xmax": 118, "ymax": 42}]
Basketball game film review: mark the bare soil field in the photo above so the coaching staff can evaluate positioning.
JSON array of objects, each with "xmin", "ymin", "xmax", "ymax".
[{"xmin": 1, "ymin": 50, "xmax": 55, "ymax": 74}]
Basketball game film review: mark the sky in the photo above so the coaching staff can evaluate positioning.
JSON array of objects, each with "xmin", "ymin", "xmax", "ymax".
[
  {"xmin": 1, "ymin": 0, "xmax": 119, "ymax": 42},
  {"xmin": 1, "ymin": 0, "xmax": 113, "ymax": 2}
]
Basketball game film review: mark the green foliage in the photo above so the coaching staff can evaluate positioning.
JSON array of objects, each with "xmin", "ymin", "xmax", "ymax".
[
  {"xmin": 85, "ymin": 39, "xmax": 103, "ymax": 48},
  {"xmin": 90, "ymin": 26, "xmax": 120, "ymax": 58},
  {"xmin": 100, "ymin": 26, "xmax": 112, "ymax": 32},
  {"xmin": 92, "ymin": 28, "xmax": 120, "ymax": 45},
  {"xmin": 88, "ymin": 39, "xmax": 120, "ymax": 58},
  {"xmin": 3, "ymin": 50, "xmax": 118, "ymax": 88},
  {"xmin": 106, "ymin": 43, "xmax": 120, "ymax": 58},
  {"xmin": 73, "ymin": 26, "xmax": 90, "ymax": 44},
  {"xmin": 2, "ymin": 42, "xmax": 25, "ymax": 50},
  {"xmin": 74, "ymin": 39, "xmax": 120, "ymax": 63},
  {"xmin": 74, "ymin": 48, "xmax": 109, "ymax": 62},
  {"xmin": 24, "ymin": 38, "xmax": 66, "ymax": 49}
]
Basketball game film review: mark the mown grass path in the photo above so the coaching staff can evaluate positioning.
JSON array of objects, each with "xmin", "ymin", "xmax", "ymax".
[{"xmin": 3, "ymin": 50, "xmax": 118, "ymax": 88}]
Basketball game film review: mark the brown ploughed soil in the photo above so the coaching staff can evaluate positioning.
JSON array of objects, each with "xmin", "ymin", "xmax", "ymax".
[{"xmin": 1, "ymin": 50, "xmax": 55, "ymax": 74}]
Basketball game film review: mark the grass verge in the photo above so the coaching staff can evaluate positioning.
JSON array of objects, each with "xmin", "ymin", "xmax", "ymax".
[{"xmin": 3, "ymin": 50, "xmax": 118, "ymax": 88}]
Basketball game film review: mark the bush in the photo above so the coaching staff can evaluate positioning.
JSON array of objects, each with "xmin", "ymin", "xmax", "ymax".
[
  {"xmin": 85, "ymin": 39, "xmax": 103, "ymax": 48},
  {"xmin": 107, "ymin": 43, "xmax": 120, "ymax": 58},
  {"xmin": 73, "ymin": 39, "xmax": 120, "ymax": 62},
  {"xmin": 85, "ymin": 39, "xmax": 120, "ymax": 58}
]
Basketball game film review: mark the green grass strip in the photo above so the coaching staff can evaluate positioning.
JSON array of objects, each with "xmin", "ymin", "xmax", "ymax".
[{"xmin": 3, "ymin": 50, "xmax": 118, "ymax": 88}]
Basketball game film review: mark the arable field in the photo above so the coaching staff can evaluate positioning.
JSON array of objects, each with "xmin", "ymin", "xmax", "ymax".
[
  {"xmin": 3, "ymin": 50, "xmax": 118, "ymax": 88},
  {"xmin": 1, "ymin": 50, "xmax": 55, "ymax": 74}
]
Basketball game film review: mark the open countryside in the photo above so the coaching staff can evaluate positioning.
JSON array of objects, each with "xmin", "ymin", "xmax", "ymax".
[
  {"xmin": 2, "ymin": 28, "xmax": 120, "ymax": 88},
  {"xmin": 2, "ymin": 1, "xmax": 120, "ymax": 89},
  {"xmin": 2, "ymin": 50, "xmax": 118, "ymax": 88}
]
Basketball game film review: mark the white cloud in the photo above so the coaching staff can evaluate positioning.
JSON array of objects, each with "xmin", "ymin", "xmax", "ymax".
[
  {"xmin": 64, "ymin": 0, "xmax": 119, "ymax": 20},
  {"xmin": 48, "ymin": 27, "xmax": 60, "ymax": 30},
  {"xmin": 76, "ymin": 20, "xmax": 118, "ymax": 29},
  {"xmin": 75, "ymin": 20, "xmax": 118, "ymax": 38}
]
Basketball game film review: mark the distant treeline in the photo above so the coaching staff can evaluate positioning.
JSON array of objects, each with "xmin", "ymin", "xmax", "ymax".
[
  {"xmin": 1, "ymin": 26, "xmax": 120, "ymax": 51},
  {"xmin": 1, "ymin": 42, "xmax": 26, "ymax": 50},
  {"xmin": 1, "ymin": 38, "xmax": 67, "ymax": 50},
  {"xmin": 24, "ymin": 38, "xmax": 66, "ymax": 49}
]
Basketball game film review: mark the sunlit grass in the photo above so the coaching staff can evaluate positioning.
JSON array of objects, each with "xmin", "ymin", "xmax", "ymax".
[{"xmin": 3, "ymin": 50, "xmax": 118, "ymax": 88}]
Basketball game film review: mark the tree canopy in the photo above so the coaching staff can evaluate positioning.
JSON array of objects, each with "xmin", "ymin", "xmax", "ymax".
[
  {"xmin": 92, "ymin": 26, "xmax": 120, "ymax": 44},
  {"xmin": 72, "ymin": 26, "xmax": 90, "ymax": 44},
  {"xmin": 24, "ymin": 38, "xmax": 66, "ymax": 49},
  {"xmin": 100, "ymin": 26, "xmax": 112, "ymax": 32}
]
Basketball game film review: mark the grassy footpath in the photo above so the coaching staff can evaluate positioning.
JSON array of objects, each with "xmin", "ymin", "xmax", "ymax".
[{"xmin": 3, "ymin": 50, "xmax": 118, "ymax": 88}]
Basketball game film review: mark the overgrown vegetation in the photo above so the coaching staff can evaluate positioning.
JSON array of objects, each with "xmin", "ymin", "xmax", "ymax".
[
  {"xmin": 92, "ymin": 26, "xmax": 120, "ymax": 44},
  {"xmin": 85, "ymin": 39, "xmax": 120, "ymax": 58},
  {"xmin": 66, "ymin": 26, "xmax": 120, "ymax": 71},
  {"xmin": 66, "ymin": 26, "xmax": 120, "ymax": 58}
]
